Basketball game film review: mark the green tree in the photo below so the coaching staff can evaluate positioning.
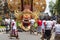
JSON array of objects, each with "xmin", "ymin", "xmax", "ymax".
[
  {"xmin": 49, "ymin": 1, "xmax": 55, "ymax": 16},
  {"xmin": 54, "ymin": 0, "xmax": 60, "ymax": 15}
]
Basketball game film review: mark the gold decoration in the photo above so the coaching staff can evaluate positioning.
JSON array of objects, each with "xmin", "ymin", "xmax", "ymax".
[
  {"xmin": 7, "ymin": 0, "xmax": 46, "ymax": 31},
  {"xmin": 7, "ymin": 0, "xmax": 21, "ymax": 11},
  {"xmin": 33, "ymin": 0, "xmax": 46, "ymax": 11}
]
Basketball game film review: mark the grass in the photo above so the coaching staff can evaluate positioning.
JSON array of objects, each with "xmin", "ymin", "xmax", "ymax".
[{"xmin": 0, "ymin": 26, "xmax": 5, "ymax": 28}]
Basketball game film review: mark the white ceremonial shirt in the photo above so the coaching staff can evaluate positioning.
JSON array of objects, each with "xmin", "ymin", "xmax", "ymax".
[
  {"xmin": 30, "ymin": 19, "xmax": 35, "ymax": 25},
  {"xmin": 55, "ymin": 24, "xmax": 60, "ymax": 35},
  {"xmin": 45, "ymin": 21, "xmax": 54, "ymax": 30},
  {"xmin": 53, "ymin": 20, "xmax": 57, "ymax": 25},
  {"xmin": 5, "ymin": 18, "xmax": 10, "ymax": 24},
  {"xmin": 41, "ymin": 20, "xmax": 46, "ymax": 30}
]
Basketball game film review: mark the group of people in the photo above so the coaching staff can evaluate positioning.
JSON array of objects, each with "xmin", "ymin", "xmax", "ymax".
[
  {"xmin": 5, "ymin": 16, "xmax": 19, "ymax": 39},
  {"xmin": 4, "ymin": 13, "xmax": 60, "ymax": 40},
  {"xmin": 29, "ymin": 17, "xmax": 60, "ymax": 40},
  {"xmin": 41, "ymin": 17, "xmax": 55, "ymax": 40},
  {"xmin": 41, "ymin": 17, "xmax": 60, "ymax": 40},
  {"xmin": 30, "ymin": 18, "xmax": 42, "ymax": 34}
]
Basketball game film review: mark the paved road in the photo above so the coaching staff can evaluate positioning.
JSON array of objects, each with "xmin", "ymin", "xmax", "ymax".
[
  {"xmin": 0, "ymin": 32, "xmax": 41, "ymax": 40},
  {"xmin": 0, "ymin": 32, "xmax": 55, "ymax": 40}
]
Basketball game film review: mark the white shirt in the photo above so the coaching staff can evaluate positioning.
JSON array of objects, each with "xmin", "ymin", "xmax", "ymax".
[
  {"xmin": 53, "ymin": 20, "xmax": 57, "ymax": 29},
  {"xmin": 45, "ymin": 20, "xmax": 53, "ymax": 30},
  {"xmin": 43, "ymin": 20, "xmax": 46, "ymax": 23},
  {"xmin": 42, "ymin": 20, "xmax": 46, "ymax": 30},
  {"xmin": 11, "ymin": 20, "xmax": 17, "ymax": 30},
  {"xmin": 5, "ymin": 18, "xmax": 10, "ymax": 24},
  {"xmin": 30, "ymin": 19, "xmax": 35, "ymax": 25},
  {"xmin": 55, "ymin": 24, "xmax": 60, "ymax": 34},
  {"xmin": 53, "ymin": 20, "xmax": 57, "ymax": 25}
]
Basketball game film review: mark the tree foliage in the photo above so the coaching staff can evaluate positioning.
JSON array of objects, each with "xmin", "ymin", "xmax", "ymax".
[
  {"xmin": 54, "ymin": 0, "xmax": 60, "ymax": 15},
  {"xmin": 49, "ymin": 1, "xmax": 55, "ymax": 15}
]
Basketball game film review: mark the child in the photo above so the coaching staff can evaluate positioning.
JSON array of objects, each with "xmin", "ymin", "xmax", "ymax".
[{"xmin": 10, "ymin": 18, "xmax": 19, "ymax": 39}]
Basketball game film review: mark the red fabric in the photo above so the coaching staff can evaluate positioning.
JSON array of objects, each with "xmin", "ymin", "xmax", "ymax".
[
  {"xmin": 37, "ymin": 20, "xmax": 42, "ymax": 26},
  {"xmin": 12, "ymin": 23, "xmax": 14, "ymax": 27},
  {"xmin": 44, "ymin": 22, "xmax": 46, "ymax": 27}
]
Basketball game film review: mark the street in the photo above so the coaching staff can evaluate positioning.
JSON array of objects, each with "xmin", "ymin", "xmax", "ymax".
[
  {"xmin": 0, "ymin": 32, "xmax": 41, "ymax": 40},
  {"xmin": 0, "ymin": 32, "xmax": 55, "ymax": 40}
]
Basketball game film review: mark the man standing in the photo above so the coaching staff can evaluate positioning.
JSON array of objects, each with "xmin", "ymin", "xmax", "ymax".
[
  {"xmin": 42, "ymin": 17, "xmax": 54, "ymax": 40},
  {"xmin": 5, "ymin": 16, "xmax": 10, "ymax": 33},
  {"xmin": 30, "ymin": 18, "xmax": 35, "ymax": 34},
  {"xmin": 37, "ymin": 18, "xmax": 42, "ymax": 35},
  {"xmin": 54, "ymin": 18, "xmax": 60, "ymax": 40},
  {"xmin": 41, "ymin": 18, "xmax": 46, "ymax": 40}
]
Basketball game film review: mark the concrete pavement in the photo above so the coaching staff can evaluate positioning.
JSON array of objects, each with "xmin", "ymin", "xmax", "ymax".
[
  {"xmin": 0, "ymin": 32, "xmax": 41, "ymax": 40},
  {"xmin": 0, "ymin": 32, "xmax": 55, "ymax": 40}
]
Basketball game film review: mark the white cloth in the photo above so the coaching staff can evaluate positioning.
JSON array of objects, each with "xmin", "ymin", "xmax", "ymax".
[
  {"xmin": 53, "ymin": 20, "xmax": 57, "ymax": 29},
  {"xmin": 45, "ymin": 21, "xmax": 54, "ymax": 30},
  {"xmin": 5, "ymin": 18, "xmax": 10, "ymax": 24},
  {"xmin": 53, "ymin": 20, "xmax": 57, "ymax": 25},
  {"xmin": 55, "ymin": 24, "xmax": 60, "ymax": 34},
  {"xmin": 30, "ymin": 19, "xmax": 35, "ymax": 25},
  {"xmin": 11, "ymin": 20, "xmax": 17, "ymax": 30},
  {"xmin": 41, "ymin": 20, "xmax": 46, "ymax": 30},
  {"xmin": 43, "ymin": 20, "xmax": 46, "ymax": 23}
]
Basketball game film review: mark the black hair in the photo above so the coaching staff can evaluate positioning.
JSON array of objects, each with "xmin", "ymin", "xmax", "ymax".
[
  {"xmin": 57, "ymin": 18, "xmax": 60, "ymax": 24},
  {"xmin": 14, "ymin": 17, "xmax": 17, "ymax": 20}
]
